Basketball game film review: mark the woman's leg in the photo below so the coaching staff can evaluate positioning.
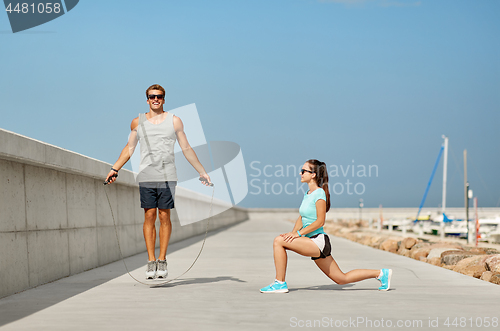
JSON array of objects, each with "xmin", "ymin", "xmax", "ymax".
[
  {"xmin": 273, "ymin": 236, "xmax": 322, "ymax": 281},
  {"xmin": 314, "ymin": 256, "xmax": 380, "ymax": 285}
]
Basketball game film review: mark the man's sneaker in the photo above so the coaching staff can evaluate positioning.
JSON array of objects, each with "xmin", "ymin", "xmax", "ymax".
[
  {"xmin": 145, "ymin": 260, "xmax": 157, "ymax": 279},
  {"xmin": 156, "ymin": 259, "xmax": 168, "ymax": 278},
  {"xmin": 378, "ymin": 269, "xmax": 392, "ymax": 291},
  {"xmin": 260, "ymin": 280, "xmax": 289, "ymax": 293}
]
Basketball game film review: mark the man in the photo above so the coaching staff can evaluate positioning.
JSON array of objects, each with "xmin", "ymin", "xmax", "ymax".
[{"xmin": 105, "ymin": 84, "xmax": 211, "ymax": 279}]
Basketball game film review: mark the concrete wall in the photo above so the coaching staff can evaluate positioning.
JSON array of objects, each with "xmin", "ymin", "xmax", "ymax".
[{"xmin": 0, "ymin": 128, "xmax": 248, "ymax": 299}]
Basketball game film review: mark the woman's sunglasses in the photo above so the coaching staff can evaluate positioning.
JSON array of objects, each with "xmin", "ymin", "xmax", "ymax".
[{"xmin": 300, "ymin": 169, "xmax": 314, "ymax": 175}]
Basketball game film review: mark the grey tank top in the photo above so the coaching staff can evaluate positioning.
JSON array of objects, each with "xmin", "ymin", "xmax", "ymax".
[{"xmin": 136, "ymin": 112, "xmax": 177, "ymax": 182}]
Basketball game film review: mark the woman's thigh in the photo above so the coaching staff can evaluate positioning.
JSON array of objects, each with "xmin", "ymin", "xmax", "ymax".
[{"xmin": 275, "ymin": 236, "xmax": 321, "ymax": 258}]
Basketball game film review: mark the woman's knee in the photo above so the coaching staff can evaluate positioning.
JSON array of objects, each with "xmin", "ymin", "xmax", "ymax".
[
  {"xmin": 334, "ymin": 277, "xmax": 348, "ymax": 285},
  {"xmin": 273, "ymin": 235, "xmax": 285, "ymax": 247}
]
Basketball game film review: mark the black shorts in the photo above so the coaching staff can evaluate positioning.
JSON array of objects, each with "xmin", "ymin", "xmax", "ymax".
[
  {"xmin": 139, "ymin": 181, "xmax": 176, "ymax": 209},
  {"xmin": 310, "ymin": 233, "xmax": 332, "ymax": 260}
]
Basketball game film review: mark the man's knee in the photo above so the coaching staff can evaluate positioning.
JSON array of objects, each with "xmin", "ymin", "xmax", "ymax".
[
  {"xmin": 158, "ymin": 209, "xmax": 171, "ymax": 224},
  {"xmin": 144, "ymin": 208, "xmax": 157, "ymax": 223}
]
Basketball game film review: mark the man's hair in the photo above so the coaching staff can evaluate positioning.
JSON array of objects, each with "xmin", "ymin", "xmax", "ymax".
[{"xmin": 145, "ymin": 84, "xmax": 166, "ymax": 98}]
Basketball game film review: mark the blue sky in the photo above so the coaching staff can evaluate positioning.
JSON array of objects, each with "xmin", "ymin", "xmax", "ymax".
[{"xmin": 1, "ymin": 0, "xmax": 499, "ymax": 209}]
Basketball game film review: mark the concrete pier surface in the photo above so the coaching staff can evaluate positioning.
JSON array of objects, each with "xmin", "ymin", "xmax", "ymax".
[{"xmin": 1, "ymin": 217, "xmax": 499, "ymax": 331}]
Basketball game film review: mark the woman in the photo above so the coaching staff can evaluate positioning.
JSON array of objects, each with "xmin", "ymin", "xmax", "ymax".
[{"xmin": 260, "ymin": 159, "xmax": 392, "ymax": 293}]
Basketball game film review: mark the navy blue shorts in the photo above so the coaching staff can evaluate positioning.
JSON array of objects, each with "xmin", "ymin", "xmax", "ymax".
[{"xmin": 139, "ymin": 181, "xmax": 176, "ymax": 209}]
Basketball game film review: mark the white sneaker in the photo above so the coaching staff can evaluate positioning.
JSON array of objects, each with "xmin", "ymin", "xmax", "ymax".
[
  {"xmin": 156, "ymin": 260, "xmax": 168, "ymax": 278},
  {"xmin": 145, "ymin": 260, "xmax": 157, "ymax": 279}
]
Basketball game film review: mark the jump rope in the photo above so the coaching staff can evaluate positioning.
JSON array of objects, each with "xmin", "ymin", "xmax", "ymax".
[{"xmin": 103, "ymin": 174, "xmax": 215, "ymax": 287}]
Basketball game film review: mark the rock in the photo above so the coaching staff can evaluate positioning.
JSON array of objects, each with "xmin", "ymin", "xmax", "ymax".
[
  {"xmin": 380, "ymin": 239, "xmax": 399, "ymax": 253},
  {"xmin": 397, "ymin": 246, "xmax": 410, "ymax": 256},
  {"xmin": 465, "ymin": 247, "xmax": 487, "ymax": 254},
  {"xmin": 490, "ymin": 274, "xmax": 500, "ymax": 285},
  {"xmin": 419, "ymin": 256, "xmax": 427, "ymax": 262},
  {"xmin": 440, "ymin": 250, "xmax": 484, "ymax": 266},
  {"xmin": 453, "ymin": 255, "xmax": 489, "ymax": 278},
  {"xmin": 403, "ymin": 237, "xmax": 418, "ymax": 249},
  {"xmin": 401, "ymin": 249, "xmax": 412, "ymax": 258},
  {"xmin": 485, "ymin": 254, "xmax": 500, "ymax": 273},
  {"xmin": 427, "ymin": 257, "xmax": 441, "ymax": 266},
  {"xmin": 484, "ymin": 248, "xmax": 500, "ymax": 255},
  {"xmin": 359, "ymin": 235, "xmax": 373, "ymax": 246},
  {"xmin": 442, "ymin": 265, "xmax": 455, "ymax": 270},
  {"xmin": 480, "ymin": 271, "xmax": 494, "ymax": 282},
  {"xmin": 427, "ymin": 248, "xmax": 456, "ymax": 260},
  {"xmin": 369, "ymin": 237, "xmax": 387, "ymax": 249},
  {"xmin": 409, "ymin": 243, "xmax": 430, "ymax": 259},
  {"xmin": 397, "ymin": 237, "xmax": 418, "ymax": 255},
  {"xmin": 410, "ymin": 243, "xmax": 461, "ymax": 261},
  {"xmin": 411, "ymin": 247, "xmax": 431, "ymax": 260}
]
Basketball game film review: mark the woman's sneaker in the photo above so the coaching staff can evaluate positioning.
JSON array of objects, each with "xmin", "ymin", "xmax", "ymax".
[
  {"xmin": 378, "ymin": 269, "xmax": 392, "ymax": 291},
  {"xmin": 145, "ymin": 260, "xmax": 157, "ymax": 279},
  {"xmin": 156, "ymin": 260, "xmax": 168, "ymax": 278},
  {"xmin": 260, "ymin": 280, "xmax": 289, "ymax": 293}
]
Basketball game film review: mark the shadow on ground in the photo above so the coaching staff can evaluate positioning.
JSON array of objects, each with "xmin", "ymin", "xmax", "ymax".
[{"xmin": 0, "ymin": 220, "xmax": 246, "ymax": 327}]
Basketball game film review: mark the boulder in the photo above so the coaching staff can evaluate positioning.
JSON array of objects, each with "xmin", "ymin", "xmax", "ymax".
[
  {"xmin": 427, "ymin": 248, "xmax": 457, "ymax": 260},
  {"xmin": 409, "ymin": 243, "xmax": 430, "ymax": 260},
  {"xmin": 484, "ymin": 248, "xmax": 500, "ymax": 255},
  {"xmin": 410, "ymin": 243, "xmax": 461, "ymax": 261},
  {"xmin": 359, "ymin": 235, "xmax": 373, "ymax": 246},
  {"xmin": 397, "ymin": 237, "xmax": 418, "ymax": 255},
  {"xmin": 490, "ymin": 274, "xmax": 500, "ymax": 285},
  {"xmin": 441, "ymin": 250, "xmax": 484, "ymax": 266},
  {"xmin": 480, "ymin": 271, "xmax": 494, "ymax": 282},
  {"xmin": 464, "ymin": 247, "xmax": 487, "ymax": 254},
  {"xmin": 427, "ymin": 257, "xmax": 441, "ymax": 266},
  {"xmin": 485, "ymin": 254, "xmax": 500, "ymax": 273},
  {"xmin": 369, "ymin": 237, "xmax": 388, "ymax": 249},
  {"xmin": 370, "ymin": 236, "xmax": 383, "ymax": 245},
  {"xmin": 380, "ymin": 239, "xmax": 399, "ymax": 253},
  {"xmin": 453, "ymin": 255, "xmax": 489, "ymax": 278},
  {"xmin": 403, "ymin": 237, "xmax": 418, "ymax": 249}
]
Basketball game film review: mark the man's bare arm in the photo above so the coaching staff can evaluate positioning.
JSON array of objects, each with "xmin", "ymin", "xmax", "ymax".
[
  {"xmin": 105, "ymin": 117, "xmax": 139, "ymax": 184},
  {"xmin": 173, "ymin": 115, "xmax": 211, "ymax": 185}
]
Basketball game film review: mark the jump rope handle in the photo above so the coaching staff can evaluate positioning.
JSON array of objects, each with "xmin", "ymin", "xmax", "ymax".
[
  {"xmin": 103, "ymin": 173, "xmax": 118, "ymax": 185},
  {"xmin": 199, "ymin": 177, "xmax": 214, "ymax": 187}
]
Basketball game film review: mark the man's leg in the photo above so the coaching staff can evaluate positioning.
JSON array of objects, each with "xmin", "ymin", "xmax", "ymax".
[
  {"xmin": 157, "ymin": 209, "xmax": 172, "ymax": 261},
  {"xmin": 144, "ymin": 208, "xmax": 158, "ymax": 261}
]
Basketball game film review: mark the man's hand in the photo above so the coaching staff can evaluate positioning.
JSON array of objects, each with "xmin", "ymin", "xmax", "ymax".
[
  {"xmin": 104, "ymin": 170, "xmax": 118, "ymax": 185},
  {"xmin": 199, "ymin": 173, "xmax": 212, "ymax": 186}
]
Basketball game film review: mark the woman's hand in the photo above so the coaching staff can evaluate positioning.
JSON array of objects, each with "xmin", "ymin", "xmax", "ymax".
[{"xmin": 280, "ymin": 232, "xmax": 300, "ymax": 243}]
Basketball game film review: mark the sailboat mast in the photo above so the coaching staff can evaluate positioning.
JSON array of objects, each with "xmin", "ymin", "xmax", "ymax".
[{"xmin": 442, "ymin": 135, "xmax": 448, "ymax": 214}]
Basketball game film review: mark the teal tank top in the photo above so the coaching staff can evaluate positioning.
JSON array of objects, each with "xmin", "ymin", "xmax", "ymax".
[{"xmin": 299, "ymin": 188, "xmax": 326, "ymax": 238}]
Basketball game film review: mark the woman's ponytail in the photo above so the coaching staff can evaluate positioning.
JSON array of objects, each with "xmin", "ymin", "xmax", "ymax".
[{"xmin": 307, "ymin": 159, "xmax": 330, "ymax": 212}]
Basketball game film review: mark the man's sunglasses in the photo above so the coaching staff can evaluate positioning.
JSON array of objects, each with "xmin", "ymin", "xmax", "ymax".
[
  {"xmin": 300, "ymin": 169, "xmax": 314, "ymax": 175},
  {"xmin": 148, "ymin": 94, "xmax": 165, "ymax": 100}
]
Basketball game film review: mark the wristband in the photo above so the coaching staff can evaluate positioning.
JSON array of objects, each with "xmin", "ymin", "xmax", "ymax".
[
  {"xmin": 297, "ymin": 230, "xmax": 302, "ymax": 237},
  {"xmin": 111, "ymin": 168, "xmax": 119, "ymax": 173}
]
